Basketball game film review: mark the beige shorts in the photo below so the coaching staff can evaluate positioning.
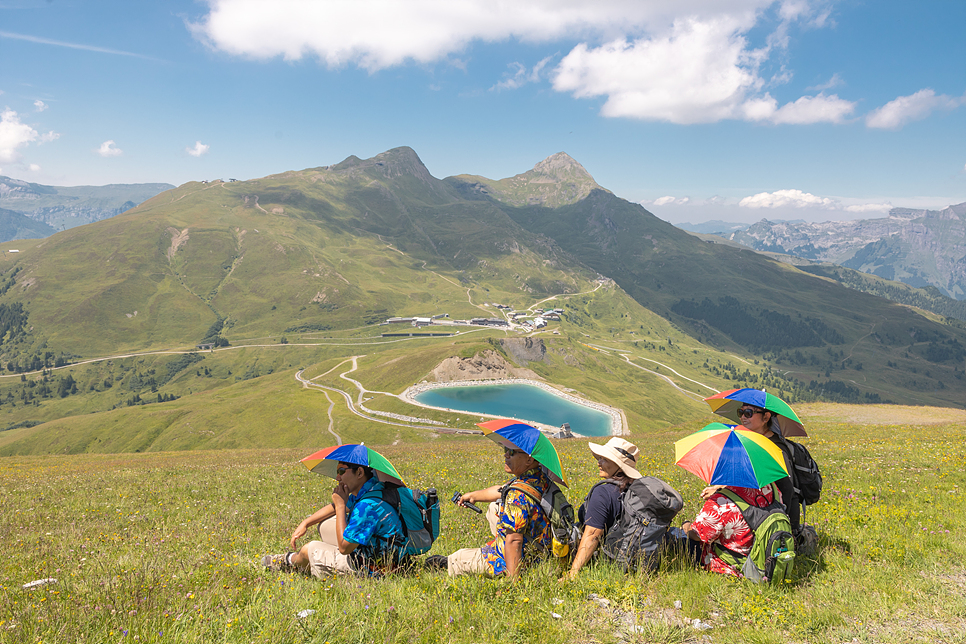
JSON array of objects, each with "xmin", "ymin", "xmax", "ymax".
[
  {"xmin": 447, "ymin": 502, "xmax": 501, "ymax": 577},
  {"xmin": 303, "ymin": 517, "xmax": 354, "ymax": 577}
]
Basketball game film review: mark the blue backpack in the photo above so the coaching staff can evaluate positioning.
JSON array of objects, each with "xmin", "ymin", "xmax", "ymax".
[{"xmin": 362, "ymin": 483, "xmax": 440, "ymax": 558}]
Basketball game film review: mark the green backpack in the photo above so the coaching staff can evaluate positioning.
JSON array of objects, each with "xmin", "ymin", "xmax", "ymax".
[{"xmin": 713, "ymin": 488, "xmax": 796, "ymax": 584}]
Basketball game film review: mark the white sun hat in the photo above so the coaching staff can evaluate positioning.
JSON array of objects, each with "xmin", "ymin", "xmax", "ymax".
[{"xmin": 588, "ymin": 437, "xmax": 643, "ymax": 479}]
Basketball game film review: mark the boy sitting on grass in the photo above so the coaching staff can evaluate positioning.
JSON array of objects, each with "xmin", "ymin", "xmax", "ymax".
[{"xmin": 262, "ymin": 461, "xmax": 404, "ymax": 577}]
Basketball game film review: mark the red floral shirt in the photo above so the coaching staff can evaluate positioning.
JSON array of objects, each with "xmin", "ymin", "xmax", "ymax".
[{"xmin": 692, "ymin": 485, "xmax": 775, "ymax": 577}]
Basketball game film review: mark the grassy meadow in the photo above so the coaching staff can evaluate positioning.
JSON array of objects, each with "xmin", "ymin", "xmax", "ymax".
[{"xmin": 2, "ymin": 405, "xmax": 965, "ymax": 644}]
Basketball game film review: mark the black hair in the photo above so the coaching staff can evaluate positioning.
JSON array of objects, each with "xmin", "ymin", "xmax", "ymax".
[{"xmin": 338, "ymin": 462, "xmax": 376, "ymax": 480}]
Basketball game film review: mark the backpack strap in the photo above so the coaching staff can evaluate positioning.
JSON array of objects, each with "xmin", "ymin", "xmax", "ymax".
[
  {"xmin": 358, "ymin": 483, "xmax": 407, "ymax": 562},
  {"xmin": 505, "ymin": 480, "xmax": 542, "ymax": 504}
]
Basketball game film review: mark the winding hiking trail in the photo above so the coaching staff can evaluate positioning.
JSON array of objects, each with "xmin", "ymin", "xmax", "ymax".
[{"xmin": 295, "ymin": 363, "xmax": 458, "ymax": 435}]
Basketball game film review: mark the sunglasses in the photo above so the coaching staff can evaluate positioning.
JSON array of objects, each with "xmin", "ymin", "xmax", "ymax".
[
  {"xmin": 737, "ymin": 408, "xmax": 764, "ymax": 419},
  {"xmin": 336, "ymin": 466, "xmax": 351, "ymax": 476},
  {"xmin": 503, "ymin": 447, "xmax": 522, "ymax": 457}
]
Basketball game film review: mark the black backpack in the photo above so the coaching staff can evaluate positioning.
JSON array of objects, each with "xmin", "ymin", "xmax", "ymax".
[
  {"xmin": 784, "ymin": 439, "xmax": 823, "ymax": 506},
  {"xmin": 599, "ymin": 476, "xmax": 684, "ymax": 572}
]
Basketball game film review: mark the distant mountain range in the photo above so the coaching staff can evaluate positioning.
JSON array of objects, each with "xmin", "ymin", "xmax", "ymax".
[
  {"xmin": 717, "ymin": 204, "xmax": 966, "ymax": 300},
  {"xmin": 0, "ymin": 176, "xmax": 174, "ymax": 241}
]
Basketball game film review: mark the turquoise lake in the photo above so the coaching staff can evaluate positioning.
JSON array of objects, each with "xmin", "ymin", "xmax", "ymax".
[{"xmin": 414, "ymin": 384, "xmax": 613, "ymax": 437}]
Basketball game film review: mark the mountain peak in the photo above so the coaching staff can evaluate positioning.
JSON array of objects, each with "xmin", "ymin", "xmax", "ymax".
[
  {"xmin": 329, "ymin": 146, "xmax": 436, "ymax": 185},
  {"xmin": 532, "ymin": 152, "xmax": 595, "ymax": 183}
]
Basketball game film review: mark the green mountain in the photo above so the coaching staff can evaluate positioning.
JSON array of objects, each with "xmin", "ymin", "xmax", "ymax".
[
  {"xmin": 2, "ymin": 146, "xmax": 965, "ymax": 455},
  {"xmin": 0, "ymin": 175, "xmax": 174, "ymax": 237},
  {"xmin": 0, "ymin": 207, "xmax": 55, "ymax": 240}
]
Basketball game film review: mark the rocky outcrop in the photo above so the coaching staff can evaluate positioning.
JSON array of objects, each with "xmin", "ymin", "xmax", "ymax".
[
  {"xmin": 429, "ymin": 349, "xmax": 540, "ymax": 382},
  {"xmin": 500, "ymin": 337, "xmax": 548, "ymax": 366}
]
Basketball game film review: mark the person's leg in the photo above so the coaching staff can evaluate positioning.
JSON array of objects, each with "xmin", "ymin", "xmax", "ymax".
[
  {"xmin": 447, "ymin": 547, "xmax": 490, "ymax": 577},
  {"xmin": 318, "ymin": 516, "xmax": 338, "ymax": 545},
  {"xmin": 302, "ymin": 540, "xmax": 354, "ymax": 577}
]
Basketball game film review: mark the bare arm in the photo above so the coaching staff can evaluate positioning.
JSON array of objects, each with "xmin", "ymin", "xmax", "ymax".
[
  {"xmin": 504, "ymin": 532, "xmax": 525, "ymax": 579},
  {"xmin": 289, "ymin": 503, "xmax": 336, "ymax": 550},
  {"xmin": 563, "ymin": 525, "xmax": 604, "ymax": 580},
  {"xmin": 458, "ymin": 484, "xmax": 503, "ymax": 506},
  {"xmin": 332, "ymin": 486, "xmax": 359, "ymax": 556}
]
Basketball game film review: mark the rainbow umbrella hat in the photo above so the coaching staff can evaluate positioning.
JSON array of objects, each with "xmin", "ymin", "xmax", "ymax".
[
  {"xmin": 477, "ymin": 419, "xmax": 568, "ymax": 487},
  {"xmin": 675, "ymin": 423, "xmax": 789, "ymax": 489},
  {"xmin": 300, "ymin": 443, "xmax": 405, "ymax": 487},
  {"xmin": 704, "ymin": 388, "xmax": 806, "ymax": 438}
]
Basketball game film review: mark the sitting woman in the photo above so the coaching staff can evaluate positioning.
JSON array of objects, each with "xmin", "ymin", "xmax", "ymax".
[
  {"xmin": 682, "ymin": 484, "xmax": 775, "ymax": 577},
  {"xmin": 562, "ymin": 437, "xmax": 642, "ymax": 580}
]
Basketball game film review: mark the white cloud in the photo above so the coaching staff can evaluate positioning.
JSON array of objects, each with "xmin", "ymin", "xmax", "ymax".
[
  {"xmin": 866, "ymin": 89, "xmax": 963, "ymax": 130},
  {"xmin": 552, "ymin": 13, "xmax": 854, "ymax": 124},
  {"xmin": 34, "ymin": 99, "xmax": 48, "ymax": 112},
  {"xmin": 650, "ymin": 196, "xmax": 691, "ymax": 206},
  {"xmin": 806, "ymin": 72, "xmax": 842, "ymax": 92},
  {"xmin": 28, "ymin": 163, "xmax": 40, "ymax": 171},
  {"xmin": 96, "ymin": 140, "xmax": 123, "ymax": 157},
  {"xmin": 190, "ymin": 0, "xmax": 777, "ymax": 70},
  {"xmin": 764, "ymin": 92, "xmax": 854, "ymax": 124},
  {"xmin": 0, "ymin": 109, "xmax": 39, "ymax": 163},
  {"xmin": 740, "ymin": 189, "xmax": 835, "ymax": 209},
  {"xmin": 553, "ymin": 16, "xmax": 765, "ymax": 124},
  {"xmin": 191, "ymin": 0, "xmax": 851, "ymax": 126},
  {"xmin": 739, "ymin": 189, "xmax": 894, "ymax": 214},
  {"xmin": 187, "ymin": 141, "xmax": 210, "ymax": 157},
  {"xmin": 492, "ymin": 56, "xmax": 553, "ymax": 91}
]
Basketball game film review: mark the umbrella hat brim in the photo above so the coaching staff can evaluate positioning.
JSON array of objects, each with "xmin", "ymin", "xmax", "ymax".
[
  {"xmin": 300, "ymin": 444, "xmax": 405, "ymax": 487},
  {"xmin": 675, "ymin": 423, "xmax": 789, "ymax": 488},
  {"xmin": 704, "ymin": 388, "xmax": 807, "ymax": 438},
  {"xmin": 476, "ymin": 419, "xmax": 568, "ymax": 487}
]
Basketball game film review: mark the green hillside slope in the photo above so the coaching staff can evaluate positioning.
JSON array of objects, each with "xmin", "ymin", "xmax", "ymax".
[{"xmin": 0, "ymin": 146, "xmax": 964, "ymax": 456}]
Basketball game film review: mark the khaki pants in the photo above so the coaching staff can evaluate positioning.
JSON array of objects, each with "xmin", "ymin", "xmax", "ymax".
[
  {"xmin": 302, "ymin": 517, "xmax": 354, "ymax": 577},
  {"xmin": 447, "ymin": 502, "xmax": 501, "ymax": 577}
]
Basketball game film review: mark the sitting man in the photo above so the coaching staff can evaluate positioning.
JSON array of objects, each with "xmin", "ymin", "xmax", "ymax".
[
  {"xmin": 440, "ymin": 446, "xmax": 552, "ymax": 579},
  {"xmin": 262, "ymin": 461, "xmax": 404, "ymax": 577},
  {"xmin": 681, "ymin": 484, "xmax": 775, "ymax": 577}
]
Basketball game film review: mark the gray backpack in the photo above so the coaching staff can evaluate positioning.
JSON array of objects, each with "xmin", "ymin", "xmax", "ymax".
[{"xmin": 600, "ymin": 476, "xmax": 684, "ymax": 571}]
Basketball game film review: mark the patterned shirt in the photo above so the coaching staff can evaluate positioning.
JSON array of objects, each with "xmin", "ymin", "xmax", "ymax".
[
  {"xmin": 692, "ymin": 485, "xmax": 775, "ymax": 578},
  {"xmin": 481, "ymin": 469, "xmax": 552, "ymax": 575},
  {"xmin": 342, "ymin": 477, "xmax": 405, "ymax": 563}
]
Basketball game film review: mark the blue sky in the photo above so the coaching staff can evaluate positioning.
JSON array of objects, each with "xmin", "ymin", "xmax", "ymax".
[{"xmin": 1, "ymin": 0, "xmax": 964, "ymax": 223}]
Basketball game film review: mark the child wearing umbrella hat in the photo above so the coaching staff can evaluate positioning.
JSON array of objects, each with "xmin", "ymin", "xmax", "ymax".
[{"xmin": 262, "ymin": 460, "xmax": 405, "ymax": 577}]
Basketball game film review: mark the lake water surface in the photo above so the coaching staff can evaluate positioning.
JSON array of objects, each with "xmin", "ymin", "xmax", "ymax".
[{"xmin": 414, "ymin": 383, "xmax": 612, "ymax": 437}]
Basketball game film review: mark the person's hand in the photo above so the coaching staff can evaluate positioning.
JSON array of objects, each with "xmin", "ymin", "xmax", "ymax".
[
  {"xmin": 700, "ymin": 485, "xmax": 723, "ymax": 500},
  {"xmin": 558, "ymin": 570, "xmax": 577, "ymax": 583},
  {"xmin": 289, "ymin": 523, "xmax": 307, "ymax": 550},
  {"xmin": 457, "ymin": 491, "xmax": 478, "ymax": 507},
  {"xmin": 332, "ymin": 483, "xmax": 349, "ymax": 507}
]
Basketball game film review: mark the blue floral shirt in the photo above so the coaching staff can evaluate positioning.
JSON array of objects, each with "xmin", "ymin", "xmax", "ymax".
[{"xmin": 342, "ymin": 477, "xmax": 405, "ymax": 562}]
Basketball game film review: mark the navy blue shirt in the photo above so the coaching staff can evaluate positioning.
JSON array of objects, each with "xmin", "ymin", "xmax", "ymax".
[{"xmin": 578, "ymin": 480, "xmax": 622, "ymax": 531}]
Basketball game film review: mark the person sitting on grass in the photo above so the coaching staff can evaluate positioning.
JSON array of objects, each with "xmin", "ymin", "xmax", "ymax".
[
  {"xmin": 261, "ymin": 461, "xmax": 404, "ymax": 577},
  {"xmin": 681, "ymin": 484, "xmax": 775, "ymax": 578},
  {"xmin": 561, "ymin": 437, "xmax": 642, "ymax": 580},
  {"xmin": 430, "ymin": 446, "xmax": 551, "ymax": 579}
]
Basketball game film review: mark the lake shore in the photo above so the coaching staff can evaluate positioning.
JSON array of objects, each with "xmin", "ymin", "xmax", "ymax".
[{"xmin": 400, "ymin": 378, "xmax": 626, "ymax": 437}]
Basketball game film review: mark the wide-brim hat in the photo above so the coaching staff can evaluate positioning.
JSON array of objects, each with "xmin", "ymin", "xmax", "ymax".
[{"xmin": 588, "ymin": 437, "xmax": 643, "ymax": 479}]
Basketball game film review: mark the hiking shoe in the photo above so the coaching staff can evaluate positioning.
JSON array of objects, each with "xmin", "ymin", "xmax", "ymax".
[
  {"xmin": 261, "ymin": 553, "xmax": 294, "ymax": 571},
  {"xmin": 423, "ymin": 555, "xmax": 448, "ymax": 571}
]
